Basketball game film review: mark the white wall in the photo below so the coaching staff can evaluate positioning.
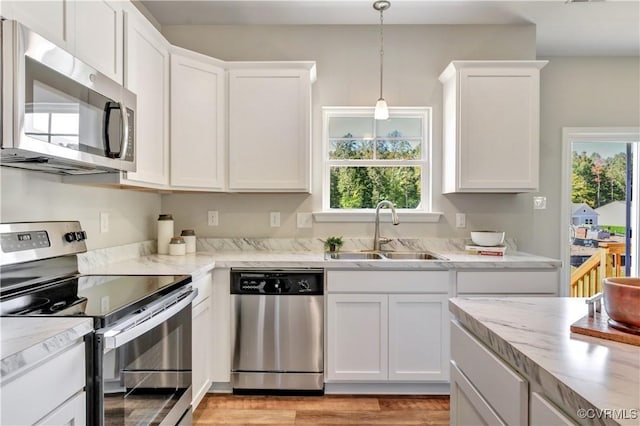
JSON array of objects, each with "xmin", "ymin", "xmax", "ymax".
[
  {"xmin": 0, "ymin": 168, "xmax": 161, "ymax": 249},
  {"xmin": 162, "ymin": 24, "xmax": 542, "ymax": 242}
]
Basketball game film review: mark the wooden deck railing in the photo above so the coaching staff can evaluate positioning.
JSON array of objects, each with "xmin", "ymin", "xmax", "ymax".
[{"xmin": 570, "ymin": 242, "xmax": 626, "ymax": 297}]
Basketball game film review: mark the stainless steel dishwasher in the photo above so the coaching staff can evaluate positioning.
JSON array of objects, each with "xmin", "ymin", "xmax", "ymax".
[{"xmin": 230, "ymin": 269, "xmax": 324, "ymax": 394}]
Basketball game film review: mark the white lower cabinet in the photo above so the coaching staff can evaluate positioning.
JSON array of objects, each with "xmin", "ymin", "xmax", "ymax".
[
  {"xmin": 530, "ymin": 392, "xmax": 577, "ymax": 426},
  {"xmin": 327, "ymin": 293, "xmax": 388, "ymax": 381},
  {"xmin": 191, "ymin": 272, "xmax": 213, "ymax": 409},
  {"xmin": 1, "ymin": 341, "xmax": 86, "ymax": 425},
  {"xmin": 326, "ymin": 270, "xmax": 449, "ymax": 384}
]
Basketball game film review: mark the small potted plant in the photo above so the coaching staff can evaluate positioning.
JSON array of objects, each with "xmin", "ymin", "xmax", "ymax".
[{"xmin": 324, "ymin": 236, "xmax": 344, "ymax": 253}]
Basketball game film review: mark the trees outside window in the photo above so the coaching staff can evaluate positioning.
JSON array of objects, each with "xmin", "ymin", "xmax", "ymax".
[{"xmin": 323, "ymin": 107, "xmax": 430, "ymax": 212}]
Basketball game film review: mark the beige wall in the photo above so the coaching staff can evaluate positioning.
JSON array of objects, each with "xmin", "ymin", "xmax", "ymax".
[
  {"xmin": 162, "ymin": 24, "xmax": 543, "ymax": 243},
  {"xmin": 529, "ymin": 56, "xmax": 640, "ymax": 258},
  {"xmin": 0, "ymin": 168, "xmax": 161, "ymax": 249}
]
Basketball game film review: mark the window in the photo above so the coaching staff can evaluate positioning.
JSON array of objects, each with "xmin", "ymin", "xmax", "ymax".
[{"xmin": 319, "ymin": 107, "xmax": 436, "ymax": 221}]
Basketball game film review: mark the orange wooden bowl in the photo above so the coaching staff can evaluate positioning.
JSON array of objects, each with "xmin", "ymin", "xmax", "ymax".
[{"xmin": 603, "ymin": 277, "xmax": 640, "ymax": 328}]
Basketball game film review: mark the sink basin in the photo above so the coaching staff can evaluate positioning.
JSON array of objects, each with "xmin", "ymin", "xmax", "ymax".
[
  {"xmin": 381, "ymin": 251, "xmax": 445, "ymax": 260},
  {"xmin": 325, "ymin": 252, "xmax": 384, "ymax": 260}
]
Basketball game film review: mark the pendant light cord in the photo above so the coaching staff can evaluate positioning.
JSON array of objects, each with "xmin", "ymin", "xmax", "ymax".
[{"xmin": 379, "ymin": 6, "xmax": 384, "ymax": 100}]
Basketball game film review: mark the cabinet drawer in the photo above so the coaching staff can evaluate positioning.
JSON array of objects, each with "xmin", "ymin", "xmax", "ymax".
[
  {"xmin": 37, "ymin": 391, "xmax": 86, "ymax": 425},
  {"xmin": 451, "ymin": 321, "xmax": 527, "ymax": 425},
  {"xmin": 457, "ymin": 270, "xmax": 558, "ymax": 294},
  {"xmin": 327, "ymin": 270, "xmax": 449, "ymax": 293},
  {"xmin": 450, "ymin": 361, "xmax": 504, "ymax": 425},
  {"xmin": 530, "ymin": 392, "xmax": 577, "ymax": 426},
  {"xmin": 1, "ymin": 341, "xmax": 86, "ymax": 425}
]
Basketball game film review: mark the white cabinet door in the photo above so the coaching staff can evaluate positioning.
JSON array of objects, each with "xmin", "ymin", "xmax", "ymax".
[
  {"xmin": 171, "ymin": 51, "xmax": 225, "ymax": 190},
  {"xmin": 122, "ymin": 8, "xmax": 170, "ymax": 187},
  {"xmin": 1, "ymin": 1, "xmax": 71, "ymax": 51},
  {"xmin": 228, "ymin": 67, "xmax": 312, "ymax": 192},
  {"xmin": 388, "ymin": 293, "xmax": 449, "ymax": 381},
  {"xmin": 192, "ymin": 296, "xmax": 212, "ymax": 409},
  {"xmin": 440, "ymin": 61, "xmax": 547, "ymax": 193},
  {"xmin": 74, "ymin": 0, "xmax": 123, "ymax": 83},
  {"xmin": 326, "ymin": 293, "xmax": 388, "ymax": 381}
]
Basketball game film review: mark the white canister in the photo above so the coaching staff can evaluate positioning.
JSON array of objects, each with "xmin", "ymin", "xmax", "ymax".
[
  {"xmin": 169, "ymin": 236, "xmax": 186, "ymax": 256},
  {"xmin": 157, "ymin": 214, "xmax": 174, "ymax": 254},
  {"xmin": 180, "ymin": 229, "xmax": 196, "ymax": 254}
]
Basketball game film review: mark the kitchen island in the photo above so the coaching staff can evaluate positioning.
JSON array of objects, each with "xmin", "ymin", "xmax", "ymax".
[{"xmin": 449, "ymin": 297, "xmax": 640, "ymax": 426}]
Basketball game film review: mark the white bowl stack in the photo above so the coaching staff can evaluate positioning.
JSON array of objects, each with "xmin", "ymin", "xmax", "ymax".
[{"xmin": 470, "ymin": 231, "xmax": 505, "ymax": 247}]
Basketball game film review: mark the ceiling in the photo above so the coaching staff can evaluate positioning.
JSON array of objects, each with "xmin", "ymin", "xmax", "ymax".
[{"xmin": 140, "ymin": 0, "xmax": 640, "ymax": 56}]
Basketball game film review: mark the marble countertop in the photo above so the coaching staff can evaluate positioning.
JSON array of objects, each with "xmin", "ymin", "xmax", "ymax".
[
  {"xmin": 1, "ymin": 317, "xmax": 93, "ymax": 382},
  {"xmin": 449, "ymin": 297, "xmax": 640, "ymax": 426},
  {"xmin": 80, "ymin": 250, "xmax": 560, "ymax": 276}
]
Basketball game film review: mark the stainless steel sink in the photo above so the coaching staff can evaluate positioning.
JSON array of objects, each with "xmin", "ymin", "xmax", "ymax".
[
  {"xmin": 325, "ymin": 252, "xmax": 384, "ymax": 260},
  {"xmin": 381, "ymin": 251, "xmax": 445, "ymax": 260},
  {"xmin": 325, "ymin": 251, "xmax": 446, "ymax": 261}
]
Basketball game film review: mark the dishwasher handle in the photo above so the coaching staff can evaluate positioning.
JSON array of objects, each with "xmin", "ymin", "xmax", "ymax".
[{"xmin": 97, "ymin": 287, "xmax": 197, "ymax": 350}]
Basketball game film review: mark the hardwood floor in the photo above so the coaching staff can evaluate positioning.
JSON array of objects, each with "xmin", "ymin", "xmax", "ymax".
[{"xmin": 194, "ymin": 394, "xmax": 450, "ymax": 425}]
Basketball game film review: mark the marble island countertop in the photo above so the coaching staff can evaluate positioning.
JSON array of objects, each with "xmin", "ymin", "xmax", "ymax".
[
  {"xmin": 1, "ymin": 317, "xmax": 93, "ymax": 382},
  {"xmin": 449, "ymin": 297, "xmax": 640, "ymax": 426}
]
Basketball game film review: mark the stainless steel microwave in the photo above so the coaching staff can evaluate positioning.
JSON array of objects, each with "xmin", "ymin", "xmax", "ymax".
[{"xmin": 1, "ymin": 20, "xmax": 136, "ymax": 174}]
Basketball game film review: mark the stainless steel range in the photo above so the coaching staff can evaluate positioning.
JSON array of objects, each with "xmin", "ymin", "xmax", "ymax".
[{"xmin": 0, "ymin": 221, "xmax": 195, "ymax": 426}]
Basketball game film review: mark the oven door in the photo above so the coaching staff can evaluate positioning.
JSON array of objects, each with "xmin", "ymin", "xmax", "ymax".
[{"xmin": 94, "ymin": 286, "xmax": 196, "ymax": 426}]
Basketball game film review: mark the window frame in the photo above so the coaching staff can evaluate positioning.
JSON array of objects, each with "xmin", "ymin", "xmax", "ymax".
[{"xmin": 317, "ymin": 106, "xmax": 440, "ymax": 222}]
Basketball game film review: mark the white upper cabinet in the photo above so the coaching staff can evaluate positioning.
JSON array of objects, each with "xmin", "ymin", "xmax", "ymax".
[
  {"xmin": 439, "ymin": 60, "xmax": 547, "ymax": 193},
  {"xmin": 228, "ymin": 64, "xmax": 315, "ymax": 192},
  {"xmin": 170, "ymin": 48, "xmax": 226, "ymax": 190},
  {"xmin": 122, "ymin": 5, "xmax": 170, "ymax": 187},
  {"xmin": 1, "ymin": 1, "xmax": 71, "ymax": 50},
  {"xmin": 1, "ymin": 0, "xmax": 124, "ymax": 83},
  {"xmin": 74, "ymin": 0, "xmax": 124, "ymax": 83}
]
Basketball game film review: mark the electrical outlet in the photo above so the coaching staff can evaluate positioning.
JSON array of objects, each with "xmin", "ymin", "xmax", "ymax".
[
  {"xmin": 207, "ymin": 210, "xmax": 219, "ymax": 226},
  {"xmin": 297, "ymin": 212, "xmax": 313, "ymax": 228},
  {"xmin": 270, "ymin": 212, "xmax": 281, "ymax": 227},
  {"xmin": 455, "ymin": 213, "xmax": 466, "ymax": 228},
  {"xmin": 533, "ymin": 196, "xmax": 547, "ymax": 210},
  {"xmin": 100, "ymin": 212, "xmax": 109, "ymax": 233}
]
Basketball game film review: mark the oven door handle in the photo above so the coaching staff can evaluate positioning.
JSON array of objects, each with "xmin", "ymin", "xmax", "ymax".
[{"xmin": 97, "ymin": 288, "xmax": 197, "ymax": 350}]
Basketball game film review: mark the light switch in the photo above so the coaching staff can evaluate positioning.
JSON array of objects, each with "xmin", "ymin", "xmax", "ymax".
[{"xmin": 455, "ymin": 213, "xmax": 466, "ymax": 228}]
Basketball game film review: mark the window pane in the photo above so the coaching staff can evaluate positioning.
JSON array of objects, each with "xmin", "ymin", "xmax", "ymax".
[
  {"xmin": 376, "ymin": 117, "xmax": 422, "ymax": 138},
  {"xmin": 376, "ymin": 139, "xmax": 421, "ymax": 160},
  {"xmin": 328, "ymin": 117, "xmax": 374, "ymax": 139},
  {"xmin": 329, "ymin": 166, "xmax": 422, "ymax": 209},
  {"xmin": 329, "ymin": 139, "xmax": 373, "ymax": 159}
]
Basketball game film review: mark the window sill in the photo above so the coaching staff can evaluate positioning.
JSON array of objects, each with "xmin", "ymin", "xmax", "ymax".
[{"xmin": 313, "ymin": 211, "xmax": 443, "ymax": 223}]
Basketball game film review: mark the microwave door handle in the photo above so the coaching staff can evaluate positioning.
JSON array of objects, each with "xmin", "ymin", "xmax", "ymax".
[
  {"xmin": 97, "ymin": 289, "xmax": 196, "ymax": 350},
  {"xmin": 118, "ymin": 101, "xmax": 129, "ymax": 160}
]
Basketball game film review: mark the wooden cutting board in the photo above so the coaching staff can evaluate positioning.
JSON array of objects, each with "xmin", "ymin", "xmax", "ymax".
[{"xmin": 571, "ymin": 311, "xmax": 640, "ymax": 346}]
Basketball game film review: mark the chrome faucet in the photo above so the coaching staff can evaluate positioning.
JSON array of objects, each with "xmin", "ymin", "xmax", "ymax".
[{"xmin": 373, "ymin": 200, "xmax": 399, "ymax": 251}]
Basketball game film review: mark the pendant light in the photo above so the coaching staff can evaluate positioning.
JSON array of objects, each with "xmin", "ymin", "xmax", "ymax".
[{"xmin": 373, "ymin": 0, "xmax": 390, "ymax": 120}]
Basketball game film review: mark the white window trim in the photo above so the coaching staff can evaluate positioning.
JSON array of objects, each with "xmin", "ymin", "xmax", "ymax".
[{"xmin": 315, "ymin": 106, "xmax": 442, "ymax": 223}]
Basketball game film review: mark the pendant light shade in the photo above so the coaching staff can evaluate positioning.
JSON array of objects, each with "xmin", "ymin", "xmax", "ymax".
[
  {"xmin": 374, "ymin": 98, "xmax": 389, "ymax": 120},
  {"xmin": 373, "ymin": 0, "xmax": 390, "ymax": 120}
]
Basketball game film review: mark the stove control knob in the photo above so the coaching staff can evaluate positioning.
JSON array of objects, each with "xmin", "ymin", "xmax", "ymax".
[
  {"xmin": 64, "ymin": 232, "xmax": 77, "ymax": 242},
  {"xmin": 76, "ymin": 231, "xmax": 87, "ymax": 241}
]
